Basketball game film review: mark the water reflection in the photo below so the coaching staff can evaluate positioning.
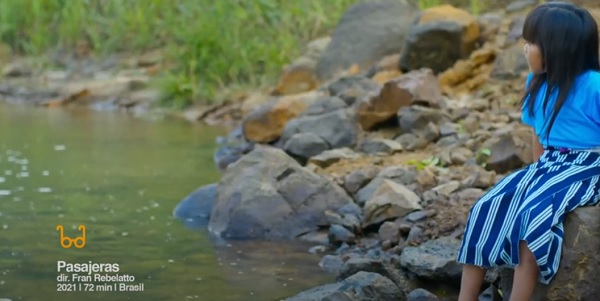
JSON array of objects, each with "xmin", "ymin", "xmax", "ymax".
[{"xmin": 0, "ymin": 103, "xmax": 332, "ymax": 301}]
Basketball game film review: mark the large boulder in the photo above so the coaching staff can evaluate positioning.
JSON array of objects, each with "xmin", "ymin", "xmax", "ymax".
[
  {"xmin": 499, "ymin": 206, "xmax": 600, "ymax": 301},
  {"xmin": 399, "ymin": 5, "xmax": 480, "ymax": 74},
  {"xmin": 209, "ymin": 146, "xmax": 354, "ymax": 240},
  {"xmin": 356, "ymin": 68, "xmax": 443, "ymax": 130},
  {"xmin": 316, "ymin": 0, "xmax": 420, "ymax": 81}
]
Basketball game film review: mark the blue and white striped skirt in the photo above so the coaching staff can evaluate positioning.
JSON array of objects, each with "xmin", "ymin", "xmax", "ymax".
[{"xmin": 457, "ymin": 148, "xmax": 600, "ymax": 284}]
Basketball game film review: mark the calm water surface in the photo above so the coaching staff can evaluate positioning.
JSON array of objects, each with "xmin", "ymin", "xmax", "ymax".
[{"xmin": 0, "ymin": 103, "xmax": 331, "ymax": 300}]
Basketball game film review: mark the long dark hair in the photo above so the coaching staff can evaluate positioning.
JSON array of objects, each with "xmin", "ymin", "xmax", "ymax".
[{"xmin": 519, "ymin": 2, "xmax": 600, "ymax": 143}]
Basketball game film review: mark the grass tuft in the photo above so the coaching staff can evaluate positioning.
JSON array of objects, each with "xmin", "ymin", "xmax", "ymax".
[{"xmin": 1, "ymin": 0, "xmax": 489, "ymax": 107}]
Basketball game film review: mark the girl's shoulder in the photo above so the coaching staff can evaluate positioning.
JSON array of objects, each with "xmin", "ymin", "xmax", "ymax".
[{"xmin": 578, "ymin": 70, "xmax": 600, "ymax": 87}]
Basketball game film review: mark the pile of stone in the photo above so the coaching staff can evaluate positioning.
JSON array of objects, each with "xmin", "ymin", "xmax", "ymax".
[{"xmin": 175, "ymin": 1, "xmax": 600, "ymax": 300}]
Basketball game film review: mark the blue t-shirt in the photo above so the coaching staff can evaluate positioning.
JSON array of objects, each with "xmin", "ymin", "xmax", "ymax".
[{"xmin": 521, "ymin": 70, "xmax": 600, "ymax": 149}]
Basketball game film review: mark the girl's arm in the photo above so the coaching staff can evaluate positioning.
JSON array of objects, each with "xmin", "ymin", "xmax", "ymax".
[{"xmin": 531, "ymin": 129, "xmax": 544, "ymax": 161}]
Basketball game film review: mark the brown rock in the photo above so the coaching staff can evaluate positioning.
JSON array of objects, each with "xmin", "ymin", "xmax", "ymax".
[
  {"xmin": 357, "ymin": 69, "xmax": 443, "ymax": 130},
  {"xmin": 500, "ymin": 206, "xmax": 600, "ymax": 301},
  {"xmin": 399, "ymin": 5, "xmax": 480, "ymax": 73},
  {"xmin": 273, "ymin": 57, "xmax": 319, "ymax": 96},
  {"xmin": 242, "ymin": 91, "xmax": 322, "ymax": 143},
  {"xmin": 375, "ymin": 54, "xmax": 402, "ymax": 72},
  {"xmin": 479, "ymin": 127, "xmax": 533, "ymax": 174},
  {"xmin": 372, "ymin": 70, "xmax": 403, "ymax": 85},
  {"xmin": 241, "ymin": 91, "xmax": 271, "ymax": 117},
  {"xmin": 438, "ymin": 46, "xmax": 496, "ymax": 96},
  {"xmin": 305, "ymin": 36, "xmax": 332, "ymax": 60}
]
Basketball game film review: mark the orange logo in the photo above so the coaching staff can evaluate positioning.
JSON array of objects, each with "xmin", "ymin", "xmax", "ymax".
[{"xmin": 56, "ymin": 225, "xmax": 86, "ymax": 249}]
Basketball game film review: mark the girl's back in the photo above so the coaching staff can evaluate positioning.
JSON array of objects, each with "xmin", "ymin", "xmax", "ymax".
[{"xmin": 522, "ymin": 70, "xmax": 600, "ymax": 150}]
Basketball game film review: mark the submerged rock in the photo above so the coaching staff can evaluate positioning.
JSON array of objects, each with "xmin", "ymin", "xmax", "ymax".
[{"xmin": 172, "ymin": 183, "xmax": 218, "ymax": 228}]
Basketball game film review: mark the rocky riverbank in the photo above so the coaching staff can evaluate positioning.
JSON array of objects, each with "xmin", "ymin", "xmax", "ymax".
[
  {"xmin": 4, "ymin": 0, "xmax": 600, "ymax": 300},
  {"xmin": 172, "ymin": 1, "xmax": 600, "ymax": 300}
]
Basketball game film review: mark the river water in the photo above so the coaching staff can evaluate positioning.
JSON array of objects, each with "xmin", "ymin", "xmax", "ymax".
[{"xmin": 0, "ymin": 103, "xmax": 331, "ymax": 300}]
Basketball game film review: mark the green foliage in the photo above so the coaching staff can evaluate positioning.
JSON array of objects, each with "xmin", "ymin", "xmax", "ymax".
[
  {"xmin": 476, "ymin": 147, "xmax": 492, "ymax": 168},
  {"xmin": 1, "ymin": 0, "xmax": 490, "ymax": 107},
  {"xmin": 0, "ymin": 0, "xmax": 356, "ymax": 105},
  {"xmin": 408, "ymin": 156, "xmax": 445, "ymax": 171},
  {"xmin": 418, "ymin": 0, "xmax": 486, "ymax": 13},
  {"xmin": 418, "ymin": 0, "xmax": 443, "ymax": 9}
]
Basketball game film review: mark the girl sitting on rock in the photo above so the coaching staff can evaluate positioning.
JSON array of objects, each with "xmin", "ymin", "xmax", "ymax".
[{"xmin": 457, "ymin": 2, "xmax": 600, "ymax": 301}]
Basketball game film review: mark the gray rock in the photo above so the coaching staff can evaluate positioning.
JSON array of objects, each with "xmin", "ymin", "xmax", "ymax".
[
  {"xmin": 299, "ymin": 231, "xmax": 330, "ymax": 245},
  {"xmin": 281, "ymin": 107, "xmax": 358, "ymax": 150},
  {"xmin": 421, "ymin": 122, "xmax": 441, "ymax": 143},
  {"xmin": 356, "ymin": 68, "xmax": 444, "ymax": 130},
  {"xmin": 439, "ymin": 122, "xmax": 460, "ymax": 137},
  {"xmin": 2, "ymin": 61, "xmax": 32, "ymax": 77},
  {"xmin": 355, "ymin": 166, "xmax": 418, "ymax": 206},
  {"xmin": 477, "ymin": 13, "xmax": 503, "ymax": 45},
  {"xmin": 304, "ymin": 96, "xmax": 348, "ymax": 115},
  {"xmin": 490, "ymin": 42, "xmax": 529, "ymax": 80},
  {"xmin": 284, "ymin": 133, "xmax": 330, "ymax": 160},
  {"xmin": 479, "ymin": 130, "xmax": 532, "ymax": 174},
  {"xmin": 343, "ymin": 167, "xmax": 381, "ymax": 195},
  {"xmin": 395, "ymin": 133, "xmax": 429, "ymax": 151},
  {"xmin": 378, "ymin": 221, "xmax": 401, "ymax": 243},
  {"xmin": 316, "ymin": 0, "xmax": 419, "ymax": 80},
  {"xmin": 308, "ymin": 148, "xmax": 361, "ymax": 169},
  {"xmin": 319, "ymin": 255, "xmax": 346, "ymax": 274},
  {"xmin": 172, "ymin": 183, "xmax": 218, "ymax": 227},
  {"xmin": 209, "ymin": 147, "xmax": 354, "ymax": 239},
  {"xmin": 399, "ymin": 237, "xmax": 463, "ymax": 283},
  {"xmin": 405, "ymin": 210, "xmax": 428, "ymax": 223},
  {"xmin": 329, "ymin": 224, "xmax": 356, "ymax": 245},
  {"xmin": 397, "ymin": 106, "xmax": 448, "ymax": 136},
  {"xmin": 357, "ymin": 138, "xmax": 403, "ymax": 155},
  {"xmin": 326, "ymin": 210, "xmax": 361, "ymax": 232},
  {"xmin": 327, "ymin": 76, "xmax": 381, "ymax": 106},
  {"xmin": 362, "ymin": 179, "xmax": 422, "ymax": 228},
  {"xmin": 506, "ymin": 0, "xmax": 537, "ymax": 13},
  {"xmin": 406, "ymin": 226, "xmax": 424, "ymax": 244},
  {"xmin": 336, "ymin": 257, "xmax": 387, "ymax": 281},
  {"xmin": 478, "ymin": 285, "xmax": 502, "ymax": 301},
  {"xmin": 407, "ymin": 288, "xmax": 439, "ymax": 301},
  {"xmin": 338, "ymin": 202, "xmax": 363, "ymax": 217},
  {"xmin": 431, "ymin": 181, "xmax": 461, "ymax": 198},
  {"xmin": 400, "ymin": 19, "xmax": 478, "ymax": 73},
  {"xmin": 506, "ymin": 15, "xmax": 526, "ymax": 44},
  {"xmin": 284, "ymin": 272, "xmax": 403, "ymax": 301}
]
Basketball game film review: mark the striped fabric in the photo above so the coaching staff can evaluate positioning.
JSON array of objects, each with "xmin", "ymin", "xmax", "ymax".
[{"xmin": 457, "ymin": 149, "xmax": 600, "ymax": 284}]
